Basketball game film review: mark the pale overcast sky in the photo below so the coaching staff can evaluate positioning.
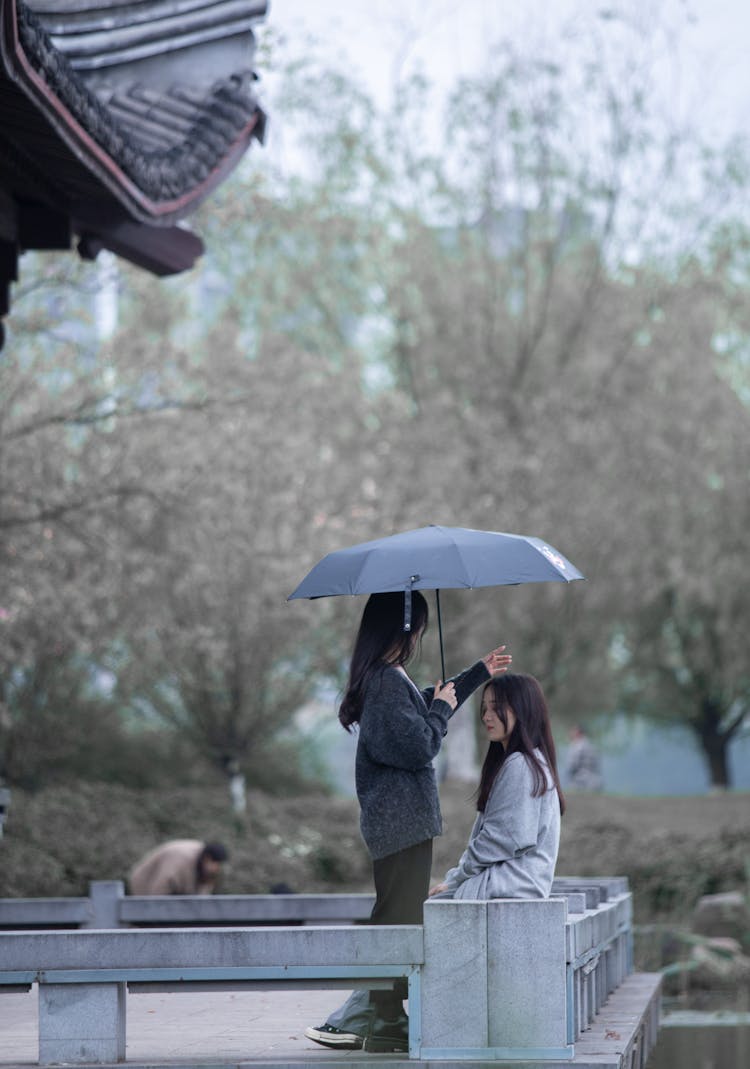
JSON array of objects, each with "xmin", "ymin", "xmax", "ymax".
[{"xmin": 265, "ymin": 1, "xmax": 750, "ymax": 145}]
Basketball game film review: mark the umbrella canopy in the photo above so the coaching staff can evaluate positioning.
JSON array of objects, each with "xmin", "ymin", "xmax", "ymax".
[
  {"xmin": 288, "ymin": 525, "xmax": 584, "ymax": 677},
  {"xmin": 289, "ymin": 525, "xmax": 583, "ymax": 598}
]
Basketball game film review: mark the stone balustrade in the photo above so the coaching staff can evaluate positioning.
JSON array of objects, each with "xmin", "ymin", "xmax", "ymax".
[
  {"xmin": 0, "ymin": 877, "xmax": 659, "ymax": 1066},
  {"xmin": 0, "ymin": 882, "xmax": 375, "ymax": 929}
]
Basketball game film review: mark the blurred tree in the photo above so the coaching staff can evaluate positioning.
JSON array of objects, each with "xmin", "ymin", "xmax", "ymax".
[
  {"xmin": 310, "ymin": 28, "xmax": 750, "ymax": 785},
  {"xmin": 111, "ymin": 324, "xmax": 378, "ymax": 785},
  {"xmin": 605, "ymin": 255, "xmax": 750, "ymax": 788},
  {"xmin": 0, "ymin": 258, "xmax": 200, "ymax": 785}
]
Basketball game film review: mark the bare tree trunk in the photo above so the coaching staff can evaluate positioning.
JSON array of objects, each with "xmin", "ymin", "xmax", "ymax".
[
  {"xmin": 695, "ymin": 699, "xmax": 732, "ymax": 790},
  {"xmin": 700, "ymin": 734, "xmax": 730, "ymax": 791}
]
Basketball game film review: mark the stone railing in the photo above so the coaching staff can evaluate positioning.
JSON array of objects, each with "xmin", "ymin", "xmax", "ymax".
[
  {"xmin": 419, "ymin": 876, "xmax": 633, "ymax": 1059},
  {"xmin": 0, "ymin": 877, "xmax": 658, "ymax": 1065},
  {"xmin": 0, "ymin": 881, "xmax": 374, "ymax": 929}
]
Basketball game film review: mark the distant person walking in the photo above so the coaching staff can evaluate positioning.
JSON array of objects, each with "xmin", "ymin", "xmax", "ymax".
[
  {"xmin": 305, "ymin": 590, "xmax": 511, "ymax": 1053},
  {"xmin": 566, "ymin": 724, "xmax": 603, "ymax": 792},
  {"xmin": 128, "ymin": 839, "xmax": 228, "ymax": 895},
  {"xmin": 429, "ymin": 673, "xmax": 565, "ymax": 901}
]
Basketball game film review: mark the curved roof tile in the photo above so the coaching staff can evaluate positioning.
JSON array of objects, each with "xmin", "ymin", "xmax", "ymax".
[{"xmin": 0, "ymin": 0, "xmax": 268, "ymax": 336}]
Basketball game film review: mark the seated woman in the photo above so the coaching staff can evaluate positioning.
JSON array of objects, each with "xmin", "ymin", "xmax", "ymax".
[{"xmin": 429, "ymin": 673, "xmax": 565, "ymax": 901}]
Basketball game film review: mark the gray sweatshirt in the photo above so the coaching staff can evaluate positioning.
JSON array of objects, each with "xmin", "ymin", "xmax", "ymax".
[
  {"xmin": 440, "ymin": 749, "xmax": 561, "ymax": 899},
  {"xmin": 355, "ymin": 660, "xmax": 490, "ymax": 860}
]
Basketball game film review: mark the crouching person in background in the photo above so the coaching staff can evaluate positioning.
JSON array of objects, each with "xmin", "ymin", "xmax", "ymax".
[{"xmin": 128, "ymin": 839, "xmax": 229, "ymax": 895}]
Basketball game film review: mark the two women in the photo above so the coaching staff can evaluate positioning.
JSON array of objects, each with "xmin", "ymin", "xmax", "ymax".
[{"xmin": 305, "ymin": 590, "xmax": 511, "ymax": 1053}]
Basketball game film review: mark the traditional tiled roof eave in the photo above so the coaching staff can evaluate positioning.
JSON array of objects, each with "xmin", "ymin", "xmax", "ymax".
[
  {"xmin": 4, "ymin": 0, "xmax": 267, "ymax": 224},
  {"xmin": 0, "ymin": 0, "xmax": 268, "ymax": 341}
]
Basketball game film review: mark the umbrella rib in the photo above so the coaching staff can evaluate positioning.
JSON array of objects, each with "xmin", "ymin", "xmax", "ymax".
[{"xmin": 448, "ymin": 535, "xmax": 481, "ymax": 588}]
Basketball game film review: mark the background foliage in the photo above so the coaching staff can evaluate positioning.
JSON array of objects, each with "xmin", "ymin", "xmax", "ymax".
[
  {"xmin": 1, "ymin": 781, "xmax": 747, "ymax": 938},
  {"xmin": 1, "ymin": 6, "xmax": 749, "ymax": 797}
]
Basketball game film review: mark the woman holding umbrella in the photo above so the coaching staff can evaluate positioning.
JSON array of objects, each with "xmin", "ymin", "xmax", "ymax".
[{"xmin": 305, "ymin": 591, "xmax": 511, "ymax": 1053}]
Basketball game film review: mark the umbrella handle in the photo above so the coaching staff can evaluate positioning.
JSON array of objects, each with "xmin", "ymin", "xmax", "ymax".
[
  {"xmin": 436, "ymin": 589, "xmax": 445, "ymax": 681},
  {"xmin": 403, "ymin": 575, "xmax": 420, "ymax": 634}
]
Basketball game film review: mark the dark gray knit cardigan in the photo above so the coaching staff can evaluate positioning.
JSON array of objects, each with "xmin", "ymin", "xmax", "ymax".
[{"xmin": 355, "ymin": 660, "xmax": 490, "ymax": 860}]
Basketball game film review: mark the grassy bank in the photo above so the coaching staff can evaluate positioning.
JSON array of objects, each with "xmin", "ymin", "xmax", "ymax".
[{"xmin": 1, "ymin": 781, "xmax": 748, "ymax": 931}]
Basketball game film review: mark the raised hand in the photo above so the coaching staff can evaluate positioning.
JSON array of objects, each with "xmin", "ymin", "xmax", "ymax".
[{"xmin": 482, "ymin": 645, "xmax": 512, "ymax": 676}]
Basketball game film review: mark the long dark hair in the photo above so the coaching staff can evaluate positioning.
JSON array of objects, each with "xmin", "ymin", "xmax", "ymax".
[
  {"xmin": 338, "ymin": 591, "xmax": 428, "ymax": 731},
  {"xmin": 476, "ymin": 673, "xmax": 565, "ymax": 815}
]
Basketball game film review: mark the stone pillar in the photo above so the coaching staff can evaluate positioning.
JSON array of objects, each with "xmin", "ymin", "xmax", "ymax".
[
  {"xmin": 39, "ymin": 982, "xmax": 126, "ymax": 1064},
  {"xmin": 85, "ymin": 881, "xmax": 124, "ymax": 929},
  {"xmin": 486, "ymin": 898, "xmax": 569, "ymax": 1053},
  {"xmin": 421, "ymin": 899, "xmax": 488, "ymax": 1048},
  {"xmin": 421, "ymin": 897, "xmax": 572, "ymax": 1059}
]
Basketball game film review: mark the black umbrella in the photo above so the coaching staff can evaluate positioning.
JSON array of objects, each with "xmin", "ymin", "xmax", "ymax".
[{"xmin": 288, "ymin": 524, "xmax": 584, "ymax": 678}]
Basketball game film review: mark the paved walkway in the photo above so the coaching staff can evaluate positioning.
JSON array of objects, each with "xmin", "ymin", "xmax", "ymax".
[
  {"xmin": 0, "ymin": 975, "xmax": 661, "ymax": 1069},
  {"xmin": 1, "ymin": 986, "xmax": 367, "ymax": 1068}
]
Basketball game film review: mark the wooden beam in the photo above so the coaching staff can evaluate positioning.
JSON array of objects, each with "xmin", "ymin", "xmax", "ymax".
[
  {"xmin": 0, "ymin": 188, "xmax": 18, "ymax": 243},
  {"xmin": 76, "ymin": 219, "xmax": 203, "ymax": 276},
  {"xmin": 18, "ymin": 199, "xmax": 70, "ymax": 251},
  {"xmin": 0, "ymin": 238, "xmax": 18, "ymax": 316}
]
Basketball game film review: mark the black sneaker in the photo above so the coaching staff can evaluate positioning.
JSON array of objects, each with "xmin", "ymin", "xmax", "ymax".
[
  {"xmin": 304, "ymin": 1023, "xmax": 364, "ymax": 1050},
  {"xmin": 362, "ymin": 1013, "xmax": 409, "ymax": 1053}
]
